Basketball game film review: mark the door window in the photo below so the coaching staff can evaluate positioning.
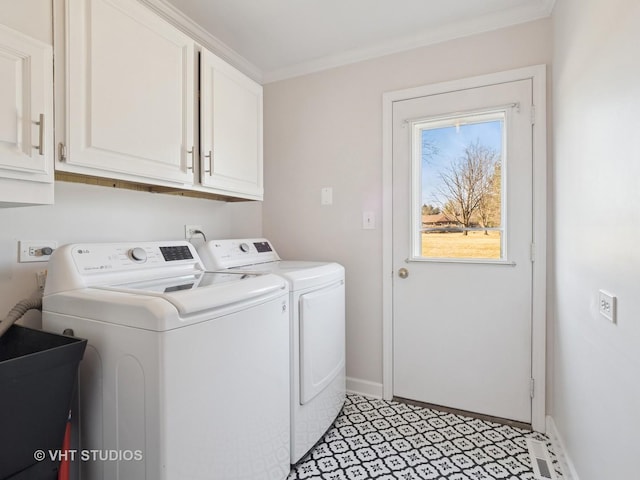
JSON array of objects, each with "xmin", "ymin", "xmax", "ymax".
[{"xmin": 411, "ymin": 110, "xmax": 508, "ymax": 261}]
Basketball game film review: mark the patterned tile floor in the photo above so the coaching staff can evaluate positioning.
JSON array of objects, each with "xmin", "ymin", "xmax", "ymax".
[{"xmin": 288, "ymin": 394, "xmax": 562, "ymax": 480}]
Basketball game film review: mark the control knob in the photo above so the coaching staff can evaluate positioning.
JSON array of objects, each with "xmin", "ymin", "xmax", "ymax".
[
  {"xmin": 239, "ymin": 243, "xmax": 250, "ymax": 253},
  {"xmin": 129, "ymin": 247, "xmax": 147, "ymax": 263}
]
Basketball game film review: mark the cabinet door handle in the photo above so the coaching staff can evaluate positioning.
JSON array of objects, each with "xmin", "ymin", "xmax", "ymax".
[
  {"xmin": 33, "ymin": 114, "xmax": 44, "ymax": 156},
  {"xmin": 187, "ymin": 146, "xmax": 194, "ymax": 170},
  {"xmin": 204, "ymin": 150, "xmax": 212, "ymax": 175}
]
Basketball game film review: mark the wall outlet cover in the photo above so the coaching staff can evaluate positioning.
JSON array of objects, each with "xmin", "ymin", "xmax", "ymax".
[
  {"xmin": 598, "ymin": 290, "xmax": 616, "ymax": 323},
  {"xmin": 184, "ymin": 225, "xmax": 203, "ymax": 239},
  {"xmin": 18, "ymin": 241, "xmax": 58, "ymax": 263}
]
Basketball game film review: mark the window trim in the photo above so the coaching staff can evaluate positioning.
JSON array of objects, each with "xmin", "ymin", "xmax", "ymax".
[{"xmin": 408, "ymin": 108, "xmax": 512, "ymax": 263}]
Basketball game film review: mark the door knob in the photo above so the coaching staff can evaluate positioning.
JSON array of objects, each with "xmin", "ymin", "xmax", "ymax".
[{"xmin": 398, "ymin": 268, "xmax": 409, "ymax": 279}]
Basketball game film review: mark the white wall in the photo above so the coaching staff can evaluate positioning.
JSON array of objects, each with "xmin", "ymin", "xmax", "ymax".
[
  {"xmin": 552, "ymin": 0, "xmax": 640, "ymax": 478},
  {"xmin": 0, "ymin": 181, "xmax": 262, "ymax": 326},
  {"xmin": 263, "ymin": 19, "xmax": 553, "ymax": 392}
]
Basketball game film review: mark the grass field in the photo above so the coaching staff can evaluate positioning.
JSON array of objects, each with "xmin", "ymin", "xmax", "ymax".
[{"xmin": 421, "ymin": 230, "xmax": 501, "ymax": 259}]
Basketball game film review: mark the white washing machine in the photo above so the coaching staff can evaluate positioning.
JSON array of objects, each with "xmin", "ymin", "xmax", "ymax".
[
  {"xmin": 42, "ymin": 241, "xmax": 291, "ymax": 480},
  {"xmin": 197, "ymin": 238, "xmax": 345, "ymax": 463}
]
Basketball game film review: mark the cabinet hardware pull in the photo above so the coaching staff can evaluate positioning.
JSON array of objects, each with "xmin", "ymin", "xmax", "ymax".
[
  {"xmin": 33, "ymin": 114, "xmax": 44, "ymax": 155},
  {"xmin": 204, "ymin": 150, "xmax": 212, "ymax": 174},
  {"xmin": 187, "ymin": 146, "xmax": 194, "ymax": 170},
  {"xmin": 58, "ymin": 143, "xmax": 67, "ymax": 162}
]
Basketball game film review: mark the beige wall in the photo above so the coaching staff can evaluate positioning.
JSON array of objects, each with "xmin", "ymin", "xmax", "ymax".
[
  {"xmin": 552, "ymin": 0, "xmax": 640, "ymax": 478},
  {"xmin": 0, "ymin": 0, "xmax": 51, "ymax": 43},
  {"xmin": 263, "ymin": 19, "xmax": 553, "ymax": 391}
]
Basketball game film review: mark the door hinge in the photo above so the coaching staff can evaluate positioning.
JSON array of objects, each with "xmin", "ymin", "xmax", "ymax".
[
  {"xmin": 530, "ymin": 378, "xmax": 535, "ymax": 398},
  {"xmin": 530, "ymin": 105, "xmax": 536, "ymax": 125},
  {"xmin": 58, "ymin": 143, "xmax": 67, "ymax": 162},
  {"xmin": 530, "ymin": 243, "xmax": 535, "ymax": 262}
]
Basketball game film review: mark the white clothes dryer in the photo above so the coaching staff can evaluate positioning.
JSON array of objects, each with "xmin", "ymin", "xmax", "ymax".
[
  {"xmin": 42, "ymin": 241, "xmax": 291, "ymax": 480},
  {"xmin": 197, "ymin": 238, "xmax": 346, "ymax": 463}
]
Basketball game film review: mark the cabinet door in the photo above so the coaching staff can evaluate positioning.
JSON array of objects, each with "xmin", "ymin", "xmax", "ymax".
[
  {"xmin": 200, "ymin": 49, "xmax": 263, "ymax": 199},
  {"xmin": 0, "ymin": 25, "xmax": 52, "ymax": 183},
  {"xmin": 64, "ymin": 0, "xmax": 195, "ymax": 184}
]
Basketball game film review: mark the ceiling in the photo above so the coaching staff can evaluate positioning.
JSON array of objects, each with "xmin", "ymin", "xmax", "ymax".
[{"xmin": 161, "ymin": 0, "xmax": 556, "ymax": 82}]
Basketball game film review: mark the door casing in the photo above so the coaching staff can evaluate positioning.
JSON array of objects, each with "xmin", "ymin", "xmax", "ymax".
[{"xmin": 381, "ymin": 65, "xmax": 547, "ymax": 432}]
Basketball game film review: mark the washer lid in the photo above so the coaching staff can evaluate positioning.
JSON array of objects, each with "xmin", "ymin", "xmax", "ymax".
[{"xmin": 97, "ymin": 272, "xmax": 286, "ymax": 315}]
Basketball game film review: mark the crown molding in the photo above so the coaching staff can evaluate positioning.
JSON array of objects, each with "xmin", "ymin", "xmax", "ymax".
[
  {"xmin": 136, "ymin": 0, "xmax": 556, "ymax": 85},
  {"xmin": 263, "ymin": 0, "xmax": 557, "ymax": 83},
  {"xmin": 137, "ymin": 0, "xmax": 263, "ymax": 83}
]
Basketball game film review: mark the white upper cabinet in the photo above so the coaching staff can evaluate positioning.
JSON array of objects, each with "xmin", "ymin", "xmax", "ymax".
[
  {"xmin": 61, "ymin": 0, "xmax": 195, "ymax": 184},
  {"xmin": 57, "ymin": 0, "xmax": 264, "ymax": 201},
  {"xmin": 200, "ymin": 49, "xmax": 263, "ymax": 200},
  {"xmin": 0, "ymin": 25, "xmax": 53, "ymax": 206}
]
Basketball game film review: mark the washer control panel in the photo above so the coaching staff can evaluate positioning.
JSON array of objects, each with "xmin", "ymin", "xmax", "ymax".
[
  {"xmin": 159, "ymin": 245, "xmax": 194, "ymax": 262},
  {"xmin": 70, "ymin": 242, "xmax": 197, "ymax": 274}
]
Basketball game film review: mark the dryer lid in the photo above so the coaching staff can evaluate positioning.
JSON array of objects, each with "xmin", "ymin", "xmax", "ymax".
[
  {"xmin": 97, "ymin": 272, "xmax": 286, "ymax": 315},
  {"xmin": 229, "ymin": 261, "xmax": 345, "ymax": 290}
]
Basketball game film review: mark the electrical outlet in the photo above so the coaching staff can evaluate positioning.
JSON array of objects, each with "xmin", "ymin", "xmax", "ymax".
[
  {"xmin": 19, "ymin": 241, "xmax": 58, "ymax": 263},
  {"xmin": 598, "ymin": 290, "xmax": 616, "ymax": 323},
  {"xmin": 184, "ymin": 224, "xmax": 203, "ymax": 240}
]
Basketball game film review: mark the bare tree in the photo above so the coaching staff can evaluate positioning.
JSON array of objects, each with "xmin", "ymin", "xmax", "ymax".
[
  {"xmin": 476, "ymin": 161, "xmax": 501, "ymax": 234},
  {"xmin": 437, "ymin": 140, "xmax": 499, "ymax": 235},
  {"xmin": 422, "ymin": 135, "xmax": 439, "ymax": 163}
]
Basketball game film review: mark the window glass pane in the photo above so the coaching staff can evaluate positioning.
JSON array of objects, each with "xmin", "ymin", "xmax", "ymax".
[{"xmin": 417, "ymin": 112, "xmax": 504, "ymax": 260}]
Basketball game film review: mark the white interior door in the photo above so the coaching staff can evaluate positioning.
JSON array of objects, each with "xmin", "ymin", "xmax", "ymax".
[{"xmin": 392, "ymin": 79, "xmax": 534, "ymax": 423}]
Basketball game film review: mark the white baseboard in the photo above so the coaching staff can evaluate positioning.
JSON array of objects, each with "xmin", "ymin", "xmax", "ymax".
[
  {"xmin": 546, "ymin": 415, "xmax": 580, "ymax": 480},
  {"xmin": 346, "ymin": 377, "xmax": 383, "ymax": 398}
]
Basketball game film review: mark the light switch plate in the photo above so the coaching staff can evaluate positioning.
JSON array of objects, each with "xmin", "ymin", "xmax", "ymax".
[
  {"xmin": 363, "ymin": 211, "xmax": 375, "ymax": 229},
  {"xmin": 321, "ymin": 187, "xmax": 333, "ymax": 205}
]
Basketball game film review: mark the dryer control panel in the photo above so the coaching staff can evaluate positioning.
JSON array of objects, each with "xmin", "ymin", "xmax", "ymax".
[{"xmin": 198, "ymin": 238, "xmax": 281, "ymax": 269}]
